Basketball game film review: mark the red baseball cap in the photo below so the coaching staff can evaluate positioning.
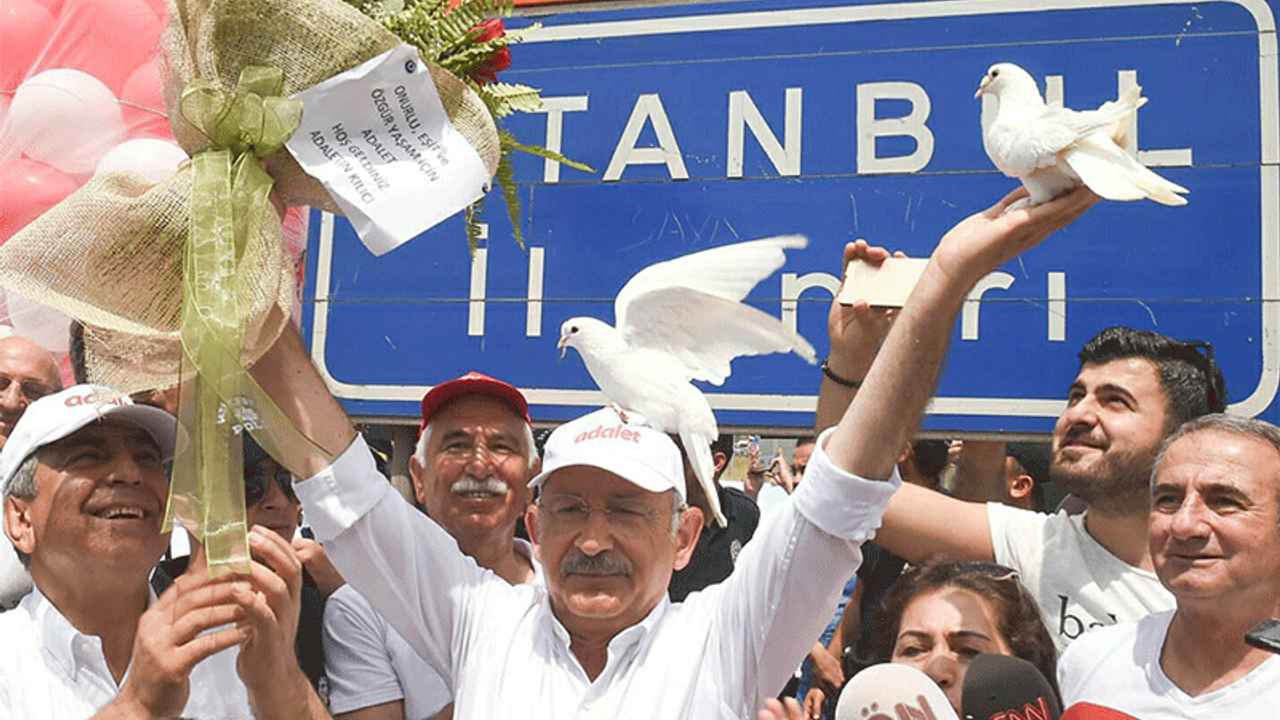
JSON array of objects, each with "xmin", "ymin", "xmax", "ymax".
[{"xmin": 419, "ymin": 372, "xmax": 531, "ymax": 432}]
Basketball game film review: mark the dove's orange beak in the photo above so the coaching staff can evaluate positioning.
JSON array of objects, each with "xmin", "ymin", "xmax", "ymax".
[
  {"xmin": 557, "ymin": 333, "xmax": 568, "ymax": 359},
  {"xmin": 975, "ymin": 74, "xmax": 993, "ymax": 99}
]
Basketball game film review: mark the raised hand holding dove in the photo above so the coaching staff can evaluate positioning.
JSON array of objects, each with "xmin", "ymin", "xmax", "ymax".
[
  {"xmin": 558, "ymin": 236, "xmax": 817, "ymax": 527},
  {"xmin": 977, "ymin": 62, "xmax": 1187, "ymax": 207}
]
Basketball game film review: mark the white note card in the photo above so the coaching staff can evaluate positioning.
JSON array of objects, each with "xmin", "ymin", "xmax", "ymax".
[
  {"xmin": 286, "ymin": 44, "xmax": 490, "ymax": 256},
  {"xmin": 837, "ymin": 257, "xmax": 930, "ymax": 307}
]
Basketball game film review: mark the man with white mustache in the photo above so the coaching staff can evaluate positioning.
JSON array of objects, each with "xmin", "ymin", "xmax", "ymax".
[{"xmin": 323, "ymin": 372, "xmax": 540, "ymax": 720}]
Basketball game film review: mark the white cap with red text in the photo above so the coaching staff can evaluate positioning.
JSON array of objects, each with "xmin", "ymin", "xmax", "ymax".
[
  {"xmin": 528, "ymin": 407, "xmax": 685, "ymax": 502},
  {"xmin": 0, "ymin": 384, "xmax": 184, "ymax": 496}
]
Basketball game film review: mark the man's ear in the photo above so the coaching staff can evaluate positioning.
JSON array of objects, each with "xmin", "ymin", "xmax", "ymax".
[
  {"xmin": 1007, "ymin": 473, "xmax": 1034, "ymax": 501},
  {"xmin": 525, "ymin": 503, "xmax": 542, "ymax": 561},
  {"xmin": 671, "ymin": 506, "xmax": 704, "ymax": 571},
  {"xmin": 711, "ymin": 451, "xmax": 728, "ymax": 475},
  {"xmin": 408, "ymin": 455, "xmax": 429, "ymax": 506},
  {"xmin": 4, "ymin": 496, "xmax": 35, "ymax": 557}
]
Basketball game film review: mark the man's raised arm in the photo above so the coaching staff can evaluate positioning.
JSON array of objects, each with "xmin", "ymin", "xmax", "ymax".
[
  {"xmin": 249, "ymin": 319, "xmax": 358, "ymax": 479},
  {"xmin": 821, "ymin": 188, "xmax": 1095, "ymax": 490}
]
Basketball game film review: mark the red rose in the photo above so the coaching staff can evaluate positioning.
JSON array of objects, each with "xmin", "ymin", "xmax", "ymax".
[
  {"xmin": 473, "ymin": 17, "xmax": 505, "ymax": 42},
  {"xmin": 469, "ymin": 18, "xmax": 511, "ymax": 85}
]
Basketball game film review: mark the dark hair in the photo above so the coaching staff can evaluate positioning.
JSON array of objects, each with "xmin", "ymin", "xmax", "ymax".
[
  {"xmin": 1078, "ymin": 327, "xmax": 1226, "ymax": 429},
  {"xmin": 794, "ymin": 435, "xmax": 816, "ymax": 449},
  {"xmin": 869, "ymin": 558, "xmax": 1060, "ymax": 703},
  {"xmin": 910, "ymin": 439, "xmax": 950, "ymax": 485},
  {"xmin": 711, "ymin": 433, "xmax": 733, "ymax": 459},
  {"xmin": 68, "ymin": 320, "xmax": 88, "ymax": 384}
]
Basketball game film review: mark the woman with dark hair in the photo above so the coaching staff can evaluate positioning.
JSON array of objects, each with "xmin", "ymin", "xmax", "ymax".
[
  {"xmin": 760, "ymin": 558, "xmax": 1057, "ymax": 720},
  {"xmin": 868, "ymin": 558, "xmax": 1059, "ymax": 713}
]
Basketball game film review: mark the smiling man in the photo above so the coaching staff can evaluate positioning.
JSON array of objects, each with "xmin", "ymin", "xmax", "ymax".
[
  {"xmin": 839, "ymin": 326, "xmax": 1228, "ymax": 651},
  {"xmin": 1058, "ymin": 414, "xmax": 1280, "ymax": 716},
  {"xmin": 0, "ymin": 385, "xmax": 328, "ymax": 720},
  {"xmin": 0, "ymin": 334, "xmax": 63, "ymax": 610}
]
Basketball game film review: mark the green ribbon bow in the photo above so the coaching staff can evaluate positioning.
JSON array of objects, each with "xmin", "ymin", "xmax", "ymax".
[{"xmin": 162, "ymin": 67, "xmax": 303, "ymax": 575}]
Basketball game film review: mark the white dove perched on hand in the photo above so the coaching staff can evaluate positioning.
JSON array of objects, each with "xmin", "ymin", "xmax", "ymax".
[
  {"xmin": 558, "ymin": 236, "xmax": 817, "ymax": 527},
  {"xmin": 977, "ymin": 62, "xmax": 1188, "ymax": 207}
]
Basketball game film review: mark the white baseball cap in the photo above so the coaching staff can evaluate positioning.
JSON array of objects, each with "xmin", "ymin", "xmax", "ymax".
[
  {"xmin": 528, "ymin": 407, "xmax": 686, "ymax": 502},
  {"xmin": 0, "ymin": 384, "xmax": 186, "ymax": 495}
]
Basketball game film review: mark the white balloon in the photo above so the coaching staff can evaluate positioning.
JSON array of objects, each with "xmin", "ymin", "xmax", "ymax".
[
  {"xmin": 2, "ymin": 291, "xmax": 72, "ymax": 354},
  {"xmin": 95, "ymin": 138, "xmax": 187, "ymax": 182},
  {"xmin": 9, "ymin": 68, "xmax": 127, "ymax": 176}
]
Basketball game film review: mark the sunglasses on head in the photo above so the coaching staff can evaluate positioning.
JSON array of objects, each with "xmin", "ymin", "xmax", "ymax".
[{"xmin": 244, "ymin": 467, "xmax": 295, "ymax": 506}]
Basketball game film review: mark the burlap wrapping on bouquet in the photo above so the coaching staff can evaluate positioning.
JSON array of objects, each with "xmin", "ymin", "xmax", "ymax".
[
  {"xmin": 0, "ymin": 0, "xmax": 500, "ymax": 392},
  {"xmin": 165, "ymin": 0, "xmax": 500, "ymax": 211},
  {"xmin": 0, "ymin": 168, "xmax": 292, "ymax": 393}
]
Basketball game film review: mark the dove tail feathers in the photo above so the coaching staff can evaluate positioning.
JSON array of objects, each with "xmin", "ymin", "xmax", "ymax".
[
  {"xmin": 1064, "ymin": 137, "xmax": 1188, "ymax": 206},
  {"xmin": 681, "ymin": 426, "xmax": 727, "ymax": 528}
]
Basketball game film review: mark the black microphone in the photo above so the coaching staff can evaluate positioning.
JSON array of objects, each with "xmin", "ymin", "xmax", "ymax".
[
  {"xmin": 961, "ymin": 653, "xmax": 1061, "ymax": 720},
  {"xmin": 835, "ymin": 663, "xmax": 960, "ymax": 720},
  {"xmin": 1245, "ymin": 618, "xmax": 1280, "ymax": 654}
]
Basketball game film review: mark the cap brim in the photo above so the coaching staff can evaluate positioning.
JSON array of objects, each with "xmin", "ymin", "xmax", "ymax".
[
  {"xmin": 99, "ymin": 404, "xmax": 186, "ymax": 461},
  {"xmin": 528, "ymin": 459, "xmax": 683, "ymax": 501}
]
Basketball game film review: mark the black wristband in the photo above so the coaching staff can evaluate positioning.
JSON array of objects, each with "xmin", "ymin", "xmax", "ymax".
[{"xmin": 821, "ymin": 358, "xmax": 861, "ymax": 388}]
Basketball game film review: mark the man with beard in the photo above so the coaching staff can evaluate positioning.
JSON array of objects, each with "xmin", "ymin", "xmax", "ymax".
[
  {"xmin": 820, "ymin": 320, "xmax": 1226, "ymax": 651},
  {"xmin": 1057, "ymin": 414, "xmax": 1280, "ymax": 717}
]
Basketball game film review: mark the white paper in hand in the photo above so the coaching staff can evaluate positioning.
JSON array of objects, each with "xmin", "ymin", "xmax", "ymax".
[
  {"xmin": 837, "ymin": 257, "xmax": 928, "ymax": 308},
  {"xmin": 286, "ymin": 45, "xmax": 490, "ymax": 256}
]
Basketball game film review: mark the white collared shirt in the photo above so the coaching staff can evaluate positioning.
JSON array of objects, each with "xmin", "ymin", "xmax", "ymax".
[
  {"xmin": 299, "ymin": 429, "xmax": 898, "ymax": 719},
  {"xmin": 0, "ymin": 587, "xmax": 251, "ymax": 720},
  {"xmin": 323, "ymin": 538, "xmax": 544, "ymax": 719}
]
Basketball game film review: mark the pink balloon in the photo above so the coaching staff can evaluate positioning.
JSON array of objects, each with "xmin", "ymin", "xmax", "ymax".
[
  {"xmin": 28, "ymin": 0, "xmax": 64, "ymax": 15},
  {"xmin": 0, "ymin": 0, "xmax": 57, "ymax": 91},
  {"xmin": 0, "ymin": 157, "xmax": 79, "ymax": 242},
  {"xmin": 120, "ymin": 59, "xmax": 172, "ymax": 139},
  {"xmin": 36, "ymin": 0, "xmax": 163, "ymax": 94}
]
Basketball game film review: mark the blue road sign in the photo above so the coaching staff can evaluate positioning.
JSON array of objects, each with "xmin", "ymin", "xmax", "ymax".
[{"xmin": 302, "ymin": 0, "xmax": 1279, "ymax": 432}]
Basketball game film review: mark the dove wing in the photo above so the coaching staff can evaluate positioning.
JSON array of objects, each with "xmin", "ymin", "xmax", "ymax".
[
  {"xmin": 993, "ymin": 102, "xmax": 1134, "ymax": 177},
  {"xmin": 1062, "ymin": 134, "xmax": 1189, "ymax": 206},
  {"xmin": 619, "ymin": 286, "xmax": 816, "ymax": 386},
  {"xmin": 614, "ymin": 235, "xmax": 808, "ymax": 329}
]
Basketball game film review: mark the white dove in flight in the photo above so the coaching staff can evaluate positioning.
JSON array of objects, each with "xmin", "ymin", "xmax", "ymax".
[
  {"xmin": 558, "ymin": 236, "xmax": 817, "ymax": 527},
  {"xmin": 977, "ymin": 62, "xmax": 1188, "ymax": 207}
]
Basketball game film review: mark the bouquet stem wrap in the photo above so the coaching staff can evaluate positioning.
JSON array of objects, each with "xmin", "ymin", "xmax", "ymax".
[{"xmin": 162, "ymin": 67, "xmax": 302, "ymax": 575}]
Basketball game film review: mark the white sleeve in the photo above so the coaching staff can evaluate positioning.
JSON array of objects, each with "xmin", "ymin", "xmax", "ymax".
[
  {"xmin": 689, "ymin": 426, "xmax": 900, "ymax": 711},
  {"xmin": 322, "ymin": 586, "xmax": 410, "ymax": 714},
  {"xmin": 986, "ymin": 502, "xmax": 1049, "ymax": 592},
  {"xmin": 295, "ymin": 436, "xmax": 521, "ymax": 685}
]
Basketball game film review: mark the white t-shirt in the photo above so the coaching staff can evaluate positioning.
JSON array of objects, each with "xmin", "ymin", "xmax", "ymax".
[
  {"xmin": 0, "ymin": 588, "xmax": 251, "ymax": 720},
  {"xmin": 323, "ymin": 539, "xmax": 542, "ymax": 720},
  {"xmin": 987, "ymin": 504, "xmax": 1174, "ymax": 652},
  {"xmin": 1059, "ymin": 609, "xmax": 1280, "ymax": 718},
  {"xmin": 324, "ymin": 583, "xmax": 451, "ymax": 720}
]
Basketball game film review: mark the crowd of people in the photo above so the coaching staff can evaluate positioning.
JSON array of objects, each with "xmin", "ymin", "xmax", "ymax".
[{"xmin": 1, "ymin": 185, "xmax": 1277, "ymax": 719}]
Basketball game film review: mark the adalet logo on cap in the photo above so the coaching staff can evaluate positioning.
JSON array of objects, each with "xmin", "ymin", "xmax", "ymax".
[
  {"xmin": 573, "ymin": 423, "xmax": 643, "ymax": 444},
  {"xmin": 64, "ymin": 391, "xmax": 127, "ymax": 408}
]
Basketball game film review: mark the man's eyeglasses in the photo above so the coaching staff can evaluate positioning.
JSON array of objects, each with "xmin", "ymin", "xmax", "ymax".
[{"xmin": 244, "ymin": 467, "xmax": 295, "ymax": 506}]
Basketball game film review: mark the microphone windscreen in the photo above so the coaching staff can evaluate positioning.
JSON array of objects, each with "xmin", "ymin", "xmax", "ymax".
[
  {"xmin": 835, "ymin": 663, "xmax": 959, "ymax": 720},
  {"xmin": 961, "ymin": 653, "xmax": 1061, "ymax": 720},
  {"xmin": 1061, "ymin": 703, "xmax": 1140, "ymax": 720}
]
